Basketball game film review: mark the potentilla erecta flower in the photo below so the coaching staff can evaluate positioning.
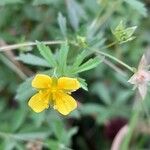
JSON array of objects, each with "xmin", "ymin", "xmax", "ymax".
[
  {"xmin": 128, "ymin": 55, "xmax": 150, "ymax": 100},
  {"xmin": 28, "ymin": 74, "xmax": 80, "ymax": 115}
]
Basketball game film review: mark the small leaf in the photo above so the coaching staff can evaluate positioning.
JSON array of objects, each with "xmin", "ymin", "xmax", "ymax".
[
  {"xmin": 58, "ymin": 42, "xmax": 69, "ymax": 75},
  {"xmin": 75, "ymin": 57, "xmax": 100, "ymax": 73},
  {"xmin": 78, "ymin": 78, "xmax": 88, "ymax": 91},
  {"xmin": 16, "ymin": 53, "xmax": 50, "ymax": 67},
  {"xmin": 73, "ymin": 49, "xmax": 89, "ymax": 68},
  {"xmin": 112, "ymin": 21, "xmax": 137, "ymax": 44},
  {"xmin": 57, "ymin": 12, "xmax": 67, "ymax": 38},
  {"xmin": 36, "ymin": 41, "xmax": 57, "ymax": 67}
]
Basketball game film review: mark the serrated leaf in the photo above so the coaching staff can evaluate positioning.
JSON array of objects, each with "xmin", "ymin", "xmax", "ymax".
[
  {"xmin": 57, "ymin": 12, "xmax": 67, "ymax": 38},
  {"xmin": 78, "ymin": 78, "xmax": 88, "ymax": 91},
  {"xmin": 58, "ymin": 42, "xmax": 69, "ymax": 75},
  {"xmin": 16, "ymin": 53, "xmax": 49, "ymax": 67},
  {"xmin": 75, "ymin": 57, "xmax": 100, "ymax": 73},
  {"xmin": 37, "ymin": 41, "xmax": 57, "ymax": 67},
  {"xmin": 125, "ymin": 0, "xmax": 147, "ymax": 17},
  {"xmin": 72, "ymin": 49, "xmax": 89, "ymax": 68}
]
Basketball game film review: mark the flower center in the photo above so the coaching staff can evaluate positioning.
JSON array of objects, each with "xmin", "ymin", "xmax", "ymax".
[{"xmin": 136, "ymin": 71, "xmax": 148, "ymax": 84}]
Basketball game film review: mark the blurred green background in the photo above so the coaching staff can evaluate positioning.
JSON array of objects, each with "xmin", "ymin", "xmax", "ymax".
[{"xmin": 0, "ymin": 0, "xmax": 150, "ymax": 149}]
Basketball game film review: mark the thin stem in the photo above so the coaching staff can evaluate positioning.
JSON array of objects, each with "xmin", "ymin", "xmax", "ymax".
[
  {"xmin": 100, "ymin": 41, "xmax": 117, "ymax": 50},
  {"xmin": 140, "ymin": 100, "xmax": 150, "ymax": 126},
  {"xmin": 121, "ymin": 107, "xmax": 140, "ymax": 150},
  {"xmin": 95, "ymin": 50, "xmax": 134, "ymax": 73},
  {"xmin": 0, "ymin": 40, "xmax": 64, "ymax": 52}
]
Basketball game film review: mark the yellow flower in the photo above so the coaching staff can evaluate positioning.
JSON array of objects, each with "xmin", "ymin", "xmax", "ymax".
[{"xmin": 28, "ymin": 74, "xmax": 80, "ymax": 115}]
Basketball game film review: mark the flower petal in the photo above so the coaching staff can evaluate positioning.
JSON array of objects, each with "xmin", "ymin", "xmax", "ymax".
[
  {"xmin": 32, "ymin": 74, "xmax": 52, "ymax": 89},
  {"xmin": 54, "ymin": 92, "xmax": 77, "ymax": 115},
  {"xmin": 138, "ymin": 55, "xmax": 147, "ymax": 70},
  {"xmin": 57, "ymin": 77, "xmax": 80, "ymax": 91},
  {"xmin": 138, "ymin": 84, "xmax": 147, "ymax": 100},
  {"xmin": 128, "ymin": 74, "xmax": 137, "ymax": 84},
  {"xmin": 28, "ymin": 91, "xmax": 49, "ymax": 113}
]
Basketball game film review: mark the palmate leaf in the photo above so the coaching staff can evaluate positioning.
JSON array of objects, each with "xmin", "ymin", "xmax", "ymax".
[{"xmin": 36, "ymin": 41, "xmax": 57, "ymax": 68}]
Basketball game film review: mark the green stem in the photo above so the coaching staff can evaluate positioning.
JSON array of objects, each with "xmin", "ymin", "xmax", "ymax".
[
  {"xmin": 95, "ymin": 50, "xmax": 134, "ymax": 73},
  {"xmin": 121, "ymin": 106, "xmax": 140, "ymax": 150},
  {"xmin": 100, "ymin": 41, "xmax": 117, "ymax": 50},
  {"xmin": 140, "ymin": 100, "xmax": 150, "ymax": 126},
  {"xmin": 0, "ymin": 40, "xmax": 64, "ymax": 52}
]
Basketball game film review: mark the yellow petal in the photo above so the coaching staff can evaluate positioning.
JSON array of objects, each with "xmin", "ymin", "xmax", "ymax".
[
  {"xmin": 57, "ymin": 77, "xmax": 80, "ymax": 91},
  {"xmin": 32, "ymin": 74, "xmax": 52, "ymax": 89},
  {"xmin": 54, "ymin": 92, "xmax": 77, "ymax": 115},
  {"xmin": 28, "ymin": 91, "xmax": 49, "ymax": 113}
]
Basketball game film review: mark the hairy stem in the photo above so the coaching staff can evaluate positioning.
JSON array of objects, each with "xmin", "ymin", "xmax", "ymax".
[{"xmin": 95, "ymin": 50, "xmax": 134, "ymax": 73}]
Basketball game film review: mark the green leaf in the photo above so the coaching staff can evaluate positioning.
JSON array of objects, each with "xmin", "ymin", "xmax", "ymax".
[
  {"xmin": 15, "ymin": 78, "xmax": 36, "ymax": 102},
  {"xmin": 16, "ymin": 53, "xmax": 50, "ymax": 67},
  {"xmin": 36, "ymin": 41, "xmax": 57, "ymax": 67},
  {"xmin": 11, "ymin": 107, "xmax": 27, "ymax": 132},
  {"xmin": 58, "ymin": 42, "xmax": 69, "ymax": 75},
  {"xmin": 32, "ymin": 0, "xmax": 59, "ymax": 5},
  {"xmin": 57, "ymin": 12, "xmax": 67, "ymax": 38},
  {"xmin": 79, "ymin": 103, "xmax": 106, "ymax": 115},
  {"xmin": 3, "ymin": 138, "xmax": 16, "ymax": 150},
  {"xmin": 78, "ymin": 78, "xmax": 88, "ymax": 91},
  {"xmin": 47, "ymin": 140, "xmax": 59, "ymax": 150},
  {"xmin": 66, "ymin": 0, "xmax": 86, "ymax": 31},
  {"xmin": 91, "ymin": 82, "xmax": 111, "ymax": 105},
  {"xmin": 112, "ymin": 21, "xmax": 137, "ymax": 44},
  {"xmin": 51, "ymin": 120, "xmax": 64, "ymax": 141},
  {"xmin": 125, "ymin": 0, "xmax": 147, "ymax": 17},
  {"xmin": 13, "ymin": 132, "xmax": 49, "ymax": 141},
  {"xmin": 0, "ymin": 0, "xmax": 23, "ymax": 5},
  {"xmin": 72, "ymin": 49, "xmax": 89, "ymax": 68},
  {"xmin": 75, "ymin": 57, "xmax": 100, "ymax": 73}
]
